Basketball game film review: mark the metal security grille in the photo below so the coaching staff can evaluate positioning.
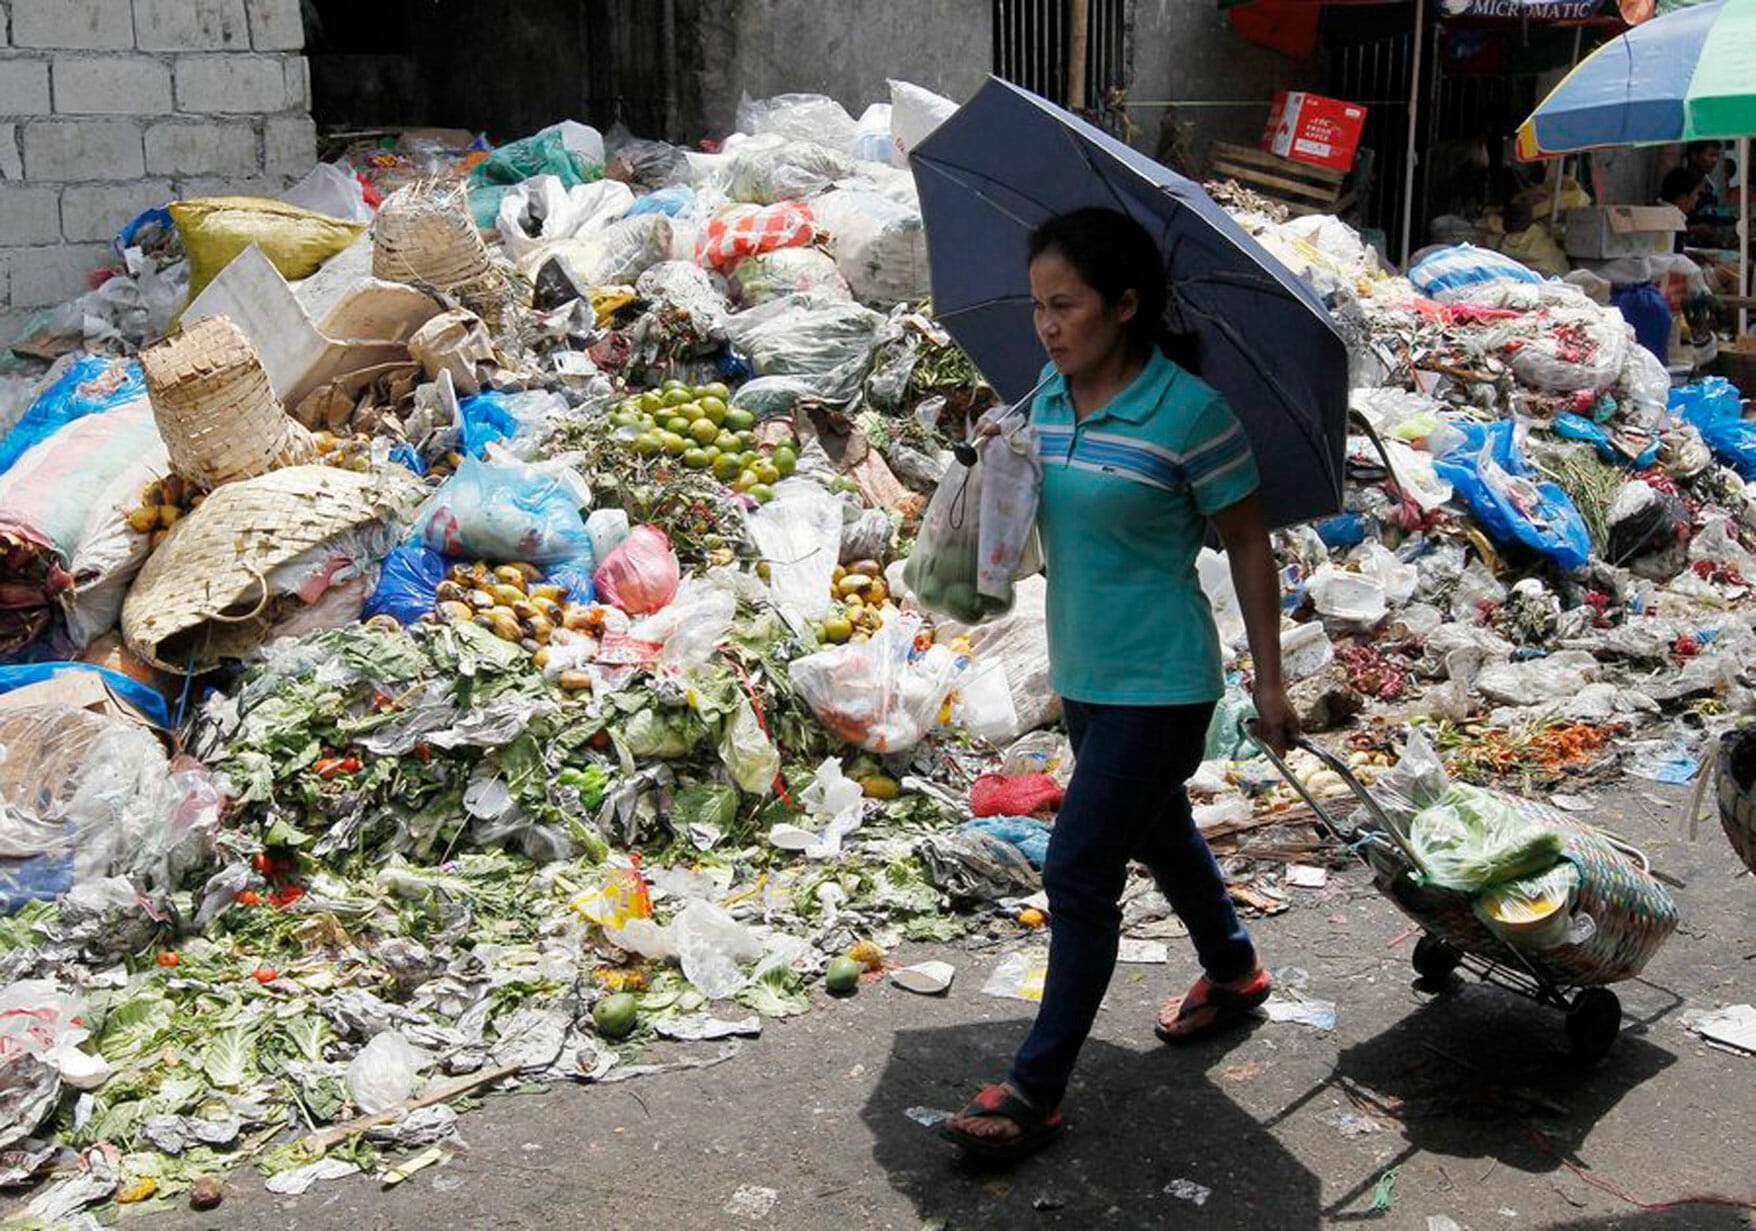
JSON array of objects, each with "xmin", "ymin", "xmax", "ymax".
[{"xmin": 993, "ymin": 0, "xmax": 1126, "ymax": 112}]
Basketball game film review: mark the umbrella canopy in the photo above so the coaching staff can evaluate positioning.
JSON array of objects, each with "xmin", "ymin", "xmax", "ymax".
[
  {"xmin": 910, "ymin": 77, "xmax": 1350, "ymax": 529},
  {"xmin": 1516, "ymin": 0, "xmax": 1756, "ymax": 157}
]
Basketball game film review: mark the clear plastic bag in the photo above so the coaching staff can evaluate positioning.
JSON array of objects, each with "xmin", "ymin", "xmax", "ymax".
[
  {"xmin": 729, "ymin": 141, "xmax": 855, "ymax": 205},
  {"xmin": 902, "ymin": 457, "xmax": 1005, "ymax": 624},
  {"xmin": 719, "ymin": 697, "xmax": 779, "ymax": 797},
  {"xmin": 747, "ymin": 479, "xmax": 843, "ymax": 631},
  {"xmin": 727, "ymin": 247, "xmax": 850, "ymax": 308},
  {"xmin": 673, "ymin": 898, "xmax": 765, "ymax": 1000},
  {"xmin": 593, "ymin": 524, "xmax": 680, "ymax": 615},
  {"xmin": 697, "ymin": 202, "xmax": 817, "ymax": 272},
  {"xmin": 810, "ymin": 189, "xmax": 931, "ymax": 306},
  {"xmin": 722, "ymin": 292, "xmax": 883, "ymax": 404},
  {"xmin": 976, "ymin": 415, "xmax": 1042, "ymax": 603},
  {"xmin": 788, "ymin": 612, "xmax": 963, "ymax": 753},
  {"xmin": 414, "ymin": 456, "xmax": 593, "ymax": 566},
  {"xmin": 736, "ymin": 93, "xmax": 860, "ymax": 152},
  {"xmin": 346, "ymin": 1031, "xmax": 425, "ymax": 1115}
]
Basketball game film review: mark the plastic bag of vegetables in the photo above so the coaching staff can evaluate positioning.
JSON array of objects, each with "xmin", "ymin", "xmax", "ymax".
[
  {"xmin": 789, "ymin": 611, "xmax": 963, "ymax": 753},
  {"xmin": 903, "ymin": 450, "xmax": 1005, "ymax": 625}
]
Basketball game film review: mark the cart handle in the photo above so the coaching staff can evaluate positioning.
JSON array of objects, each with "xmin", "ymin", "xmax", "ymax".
[{"xmin": 1248, "ymin": 730, "xmax": 1421, "ymax": 866}]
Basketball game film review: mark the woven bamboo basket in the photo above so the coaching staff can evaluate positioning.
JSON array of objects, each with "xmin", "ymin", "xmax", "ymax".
[
  {"xmin": 1717, "ymin": 726, "xmax": 1756, "ymax": 875},
  {"xmin": 1356, "ymin": 790, "xmax": 1679, "ymax": 987},
  {"xmin": 372, "ymin": 181, "xmax": 505, "ymax": 323},
  {"xmin": 120, "ymin": 464, "xmax": 425, "ymax": 674},
  {"xmin": 141, "ymin": 315, "xmax": 314, "ymax": 489}
]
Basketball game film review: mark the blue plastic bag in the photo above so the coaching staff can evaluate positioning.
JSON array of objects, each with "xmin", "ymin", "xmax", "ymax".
[
  {"xmin": 414, "ymin": 456, "xmax": 594, "ymax": 566},
  {"xmin": 625, "ymin": 185, "xmax": 693, "ymax": 218},
  {"xmin": 1671, "ymin": 377, "xmax": 1756, "ymax": 479},
  {"xmin": 961, "ymin": 816, "xmax": 1051, "ymax": 869},
  {"xmin": 1408, "ymin": 244, "xmax": 1541, "ymax": 301},
  {"xmin": 1433, "ymin": 422, "xmax": 1592, "ymax": 569},
  {"xmin": 459, "ymin": 391, "xmax": 520, "ymax": 459},
  {"xmin": 1314, "ymin": 513, "xmax": 1367, "ymax": 551},
  {"xmin": 0, "ymin": 662, "xmax": 169, "ymax": 728},
  {"xmin": 0, "ymin": 354, "xmax": 146, "ymax": 477},
  {"xmin": 362, "ymin": 545, "xmax": 449, "ymax": 625},
  {"xmin": 389, "ymin": 442, "xmax": 426, "ymax": 475},
  {"xmin": 1552, "ymin": 413, "xmax": 1662, "ymax": 469}
]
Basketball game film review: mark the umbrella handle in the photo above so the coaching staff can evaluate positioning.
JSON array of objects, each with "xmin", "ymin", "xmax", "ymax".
[{"xmin": 955, "ymin": 371, "xmax": 1055, "ymax": 467}]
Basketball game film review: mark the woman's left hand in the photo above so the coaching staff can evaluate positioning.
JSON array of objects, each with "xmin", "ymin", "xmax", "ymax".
[{"xmin": 1249, "ymin": 685, "xmax": 1301, "ymax": 757}]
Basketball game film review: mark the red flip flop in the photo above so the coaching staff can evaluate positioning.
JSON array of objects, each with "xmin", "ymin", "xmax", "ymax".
[
  {"xmin": 1155, "ymin": 969, "xmax": 1272, "ymax": 1044},
  {"xmin": 938, "ymin": 1083, "xmax": 1064, "ymax": 1164}
]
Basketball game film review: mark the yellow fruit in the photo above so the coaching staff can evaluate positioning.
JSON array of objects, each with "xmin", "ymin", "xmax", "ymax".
[
  {"xmin": 820, "ymin": 616, "xmax": 854, "ymax": 644},
  {"xmin": 832, "ymin": 565, "xmax": 847, "ymax": 585},
  {"xmin": 481, "ymin": 609, "xmax": 522, "ymax": 641},
  {"xmin": 127, "ymin": 506, "xmax": 160, "ymax": 534},
  {"xmin": 493, "ymin": 565, "xmax": 529, "ymax": 591},
  {"xmin": 559, "ymin": 670, "xmax": 592, "ymax": 690},
  {"xmin": 157, "ymin": 504, "xmax": 182, "ymax": 529},
  {"xmin": 848, "ymin": 559, "xmax": 881, "ymax": 578},
  {"xmin": 1019, "ymin": 908, "xmax": 1048, "ymax": 928},
  {"xmin": 490, "ymin": 584, "xmax": 526, "ymax": 607},
  {"xmin": 836, "ymin": 574, "xmax": 873, "ymax": 598},
  {"xmin": 847, "ymin": 940, "xmax": 886, "ymax": 970},
  {"xmin": 437, "ymin": 600, "xmax": 473, "ymax": 623},
  {"xmin": 866, "ymin": 579, "xmax": 889, "ymax": 605},
  {"xmin": 529, "ymin": 584, "xmax": 565, "ymax": 604},
  {"xmin": 533, "ymin": 647, "xmax": 551, "ymax": 671},
  {"xmin": 859, "ymin": 774, "xmax": 900, "ymax": 800},
  {"xmin": 468, "ymin": 588, "xmax": 496, "ymax": 610}
]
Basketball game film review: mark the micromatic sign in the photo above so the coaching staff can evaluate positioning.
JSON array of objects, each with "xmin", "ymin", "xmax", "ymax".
[{"xmin": 1439, "ymin": 0, "xmax": 1600, "ymax": 18}]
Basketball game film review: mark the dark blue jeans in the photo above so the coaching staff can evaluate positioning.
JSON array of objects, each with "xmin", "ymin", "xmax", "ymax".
[{"xmin": 1007, "ymin": 698, "xmax": 1256, "ymax": 1110}]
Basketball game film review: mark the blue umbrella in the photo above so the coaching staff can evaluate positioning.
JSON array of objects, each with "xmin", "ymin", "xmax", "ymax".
[{"xmin": 910, "ymin": 77, "xmax": 1351, "ymax": 529}]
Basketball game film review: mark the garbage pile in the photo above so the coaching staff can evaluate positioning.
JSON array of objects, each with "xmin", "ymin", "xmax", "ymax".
[{"xmin": 0, "ymin": 78, "xmax": 1749, "ymax": 1216}]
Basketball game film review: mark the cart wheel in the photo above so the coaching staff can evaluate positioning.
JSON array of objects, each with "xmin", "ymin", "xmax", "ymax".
[
  {"xmin": 1565, "ymin": 989, "xmax": 1622, "ymax": 1060},
  {"xmin": 1412, "ymin": 934, "xmax": 1462, "ymax": 983}
]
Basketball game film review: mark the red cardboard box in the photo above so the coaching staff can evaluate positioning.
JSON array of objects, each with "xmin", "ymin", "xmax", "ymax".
[{"xmin": 1262, "ymin": 92, "xmax": 1367, "ymax": 172}]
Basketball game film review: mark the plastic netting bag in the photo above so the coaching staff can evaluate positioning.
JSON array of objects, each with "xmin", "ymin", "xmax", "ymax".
[
  {"xmin": 788, "ymin": 611, "xmax": 963, "ymax": 753},
  {"xmin": 413, "ymin": 456, "xmax": 593, "ymax": 566},
  {"xmin": 593, "ymin": 524, "xmax": 680, "ymax": 615}
]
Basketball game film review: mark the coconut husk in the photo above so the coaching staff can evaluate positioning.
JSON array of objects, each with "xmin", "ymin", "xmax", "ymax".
[{"xmin": 121, "ymin": 464, "xmax": 424, "ymax": 673}]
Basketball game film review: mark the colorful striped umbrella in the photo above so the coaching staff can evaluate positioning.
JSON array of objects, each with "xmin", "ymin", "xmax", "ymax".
[{"xmin": 1517, "ymin": 0, "xmax": 1756, "ymax": 158}]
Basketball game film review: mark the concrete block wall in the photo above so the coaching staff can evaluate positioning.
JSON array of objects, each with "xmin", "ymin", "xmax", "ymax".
[{"xmin": 0, "ymin": 0, "xmax": 316, "ymax": 336}]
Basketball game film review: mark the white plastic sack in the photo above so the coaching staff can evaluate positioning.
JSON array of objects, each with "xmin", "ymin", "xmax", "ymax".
[
  {"xmin": 850, "ymin": 102, "xmax": 898, "ymax": 165},
  {"xmin": 889, "ymin": 79, "xmax": 959, "ymax": 163},
  {"xmin": 747, "ymin": 478, "xmax": 843, "ymax": 634},
  {"xmin": 0, "ymin": 980, "xmax": 111, "ymax": 1096},
  {"xmin": 538, "ymin": 119, "xmax": 606, "ymax": 169},
  {"xmin": 727, "ymin": 246, "xmax": 850, "ymax": 308},
  {"xmin": 1197, "ymin": 549, "xmax": 1247, "ymax": 651},
  {"xmin": 518, "ymin": 213, "xmax": 672, "ymax": 289},
  {"xmin": 280, "ymin": 163, "xmax": 373, "ymax": 223},
  {"xmin": 496, "ymin": 176, "xmax": 634, "ymax": 263},
  {"xmin": 810, "ymin": 189, "xmax": 930, "ymax": 307},
  {"xmin": 1308, "ymin": 563, "xmax": 1388, "ymax": 625}
]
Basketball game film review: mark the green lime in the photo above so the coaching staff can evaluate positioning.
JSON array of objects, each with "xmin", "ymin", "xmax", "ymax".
[
  {"xmin": 702, "ymin": 381, "xmax": 731, "ymax": 401},
  {"xmin": 662, "ymin": 387, "xmax": 694, "ymax": 407},
  {"xmin": 773, "ymin": 446, "xmax": 797, "ymax": 476},
  {"xmin": 689, "ymin": 418, "xmax": 719, "ymax": 445},
  {"xmin": 725, "ymin": 408, "xmax": 756, "ymax": 431},
  {"xmin": 593, "ymin": 992, "xmax": 639, "ymax": 1038},
  {"xmin": 739, "ymin": 450, "xmax": 758, "ymax": 470},
  {"xmin": 631, "ymin": 433, "xmax": 661, "ymax": 457},
  {"xmin": 825, "ymin": 955, "xmax": 861, "ymax": 994},
  {"xmin": 661, "ymin": 378, "xmax": 686, "ymax": 393},
  {"xmin": 713, "ymin": 453, "xmax": 743, "ymax": 480},
  {"xmin": 683, "ymin": 447, "xmax": 712, "ymax": 469},
  {"xmin": 610, "ymin": 411, "xmax": 639, "ymax": 429},
  {"xmin": 660, "ymin": 432, "xmax": 688, "ymax": 456},
  {"xmin": 749, "ymin": 483, "xmax": 775, "ymax": 504},
  {"xmin": 663, "ymin": 415, "xmax": 692, "ymax": 436},
  {"xmin": 638, "ymin": 391, "xmax": 663, "ymax": 413},
  {"xmin": 698, "ymin": 396, "xmax": 728, "ymax": 424},
  {"xmin": 735, "ymin": 431, "xmax": 757, "ymax": 449},
  {"xmin": 754, "ymin": 462, "xmax": 780, "ymax": 486},
  {"xmin": 715, "ymin": 431, "xmax": 740, "ymax": 452}
]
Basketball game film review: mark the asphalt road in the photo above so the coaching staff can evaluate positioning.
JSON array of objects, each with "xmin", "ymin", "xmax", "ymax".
[{"xmin": 135, "ymin": 782, "xmax": 1756, "ymax": 1230}]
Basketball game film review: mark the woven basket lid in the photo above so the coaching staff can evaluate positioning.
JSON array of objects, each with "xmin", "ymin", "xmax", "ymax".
[{"xmin": 121, "ymin": 464, "xmax": 425, "ymax": 674}]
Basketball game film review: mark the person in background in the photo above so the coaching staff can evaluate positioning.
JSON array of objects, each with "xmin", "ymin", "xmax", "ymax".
[
  {"xmin": 937, "ymin": 207, "xmax": 1299, "ymax": 1165},
  {"xmin": 1660, "ymin": 167, "xmax": 1707, "ymax": 254},
  {"xmin": 1686, "ymin": 141, "xmax": 1725, "ymax": 223}
]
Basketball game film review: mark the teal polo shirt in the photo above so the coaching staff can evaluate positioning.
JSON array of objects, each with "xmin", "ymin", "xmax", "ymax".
[{"xmin": 1031, "ymin": 350, "xmax": 1260, "ymax": 706}]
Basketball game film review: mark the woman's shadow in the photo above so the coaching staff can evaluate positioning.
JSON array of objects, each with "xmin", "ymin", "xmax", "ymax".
[{"xmin": 860, "ymin": 1014, "xmax": 1323, "ymax": 1229}]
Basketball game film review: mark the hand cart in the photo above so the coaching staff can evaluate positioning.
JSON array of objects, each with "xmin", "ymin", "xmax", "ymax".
[{"xmin": 1255, "ymin": 737, "xmax": 1680, "ymax": 1060}]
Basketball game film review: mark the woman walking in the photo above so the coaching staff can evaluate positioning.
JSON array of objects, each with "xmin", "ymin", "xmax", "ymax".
[{"xmin": 940, "ymin": 208, "xmax": 1299, "ymax": 1163}]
